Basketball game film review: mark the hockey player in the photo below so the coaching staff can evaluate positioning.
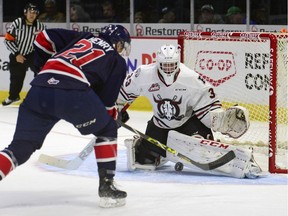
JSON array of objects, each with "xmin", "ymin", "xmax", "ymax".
[
  {"xmin": 0, "ymin": 24, "xmax": 131, "ymax": 208},
  {"xmin": 118, "ymin": 44, "xmax": 262, "ymax": 179}
]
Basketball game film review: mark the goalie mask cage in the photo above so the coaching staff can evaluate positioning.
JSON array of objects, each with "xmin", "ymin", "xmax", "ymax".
[{"xmin": 178, "ymin": 31, "xmax": 288, "ymax": 174}]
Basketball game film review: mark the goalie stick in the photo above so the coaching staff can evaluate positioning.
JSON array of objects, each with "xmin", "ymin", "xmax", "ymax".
[
  {"xmin": 118, "ymin": 120, "xmax": 236, "ymax": 171},
  {"xmin": 38, "ymin": 137, "xmax": 96, "ymax": 170}
]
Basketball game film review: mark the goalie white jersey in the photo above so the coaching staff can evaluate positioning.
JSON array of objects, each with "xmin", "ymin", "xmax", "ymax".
[{"xmin": 119, "ymin": 63, "xmax": 222, "ymax": 129}]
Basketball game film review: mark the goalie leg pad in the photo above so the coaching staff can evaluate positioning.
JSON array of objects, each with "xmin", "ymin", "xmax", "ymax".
[{"xmin": 166, "ymin": 131, "xmax": 261, "ymax": 178}]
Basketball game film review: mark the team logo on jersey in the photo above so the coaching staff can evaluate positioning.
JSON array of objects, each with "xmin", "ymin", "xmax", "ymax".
[
  {"xmin": 47, "ymin": 77, "xmax": 60, "ymax": 85},
  {"xmin": 153, "ymin": 94, "xmax": 184, "ymax": 121},
  {"xmin": 134, "ymin": 68, "xmax": 141, "ymax": 77},
  {"xmin": 148, "ymin": 83, "xmax": 160, "ymax": 92}
]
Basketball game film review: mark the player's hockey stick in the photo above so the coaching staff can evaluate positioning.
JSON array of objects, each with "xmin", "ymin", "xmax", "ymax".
[
  {"xmin": 38, "ymin": 137, "xmax": 96, "ymax": 170},
  {"xmin": 118, "ymin": 120, "xmax": 236, "ymax": 170}
]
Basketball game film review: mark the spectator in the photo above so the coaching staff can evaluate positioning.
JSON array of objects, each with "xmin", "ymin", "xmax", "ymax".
[
  {"xmin": 134, "ymin": 3, "xmax": 159, "ymax": 23},
  {"xmin": 226, "ymin": 6, "xmax": 255, "ymax": 24},
  {"xmin": 198, "ymin": 4, "xmax": 224, "ymax": 24},
  {"xmin": 225, "ymin": 6, "xmax": 243, "ymax": 24},
  {"xmin": 80, "ymin": 0, "xmax": 103, "ymax": 21},
  {"xmin": 2, "ymin": 3, "xmax": 45, "ymax": 106},
  {"xmin": 38, "ymin": 0, "xmax": 65, "ymax": 22},
  {"xmin": 134, "ymin": 11, "xmax": 146, "ymax": 23},
  {"xmin": 158, "ymin": 7, "xmax": 177, "ymax": 23},
  {"xmin": 252, "ymin": 6, "xmax": 269, "ymax": 24},
  {"xmin": 97, "ymin": 0, "xmax": 120, "ymax": 22},
  {"xmin": 70, "ymin": 4, "xmax": 90, "ymax": 22}
]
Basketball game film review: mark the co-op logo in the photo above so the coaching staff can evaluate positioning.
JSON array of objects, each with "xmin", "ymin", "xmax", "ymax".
[{"xmin": 194, "ymin": 51, "xmax": 236, "ymax": 87}]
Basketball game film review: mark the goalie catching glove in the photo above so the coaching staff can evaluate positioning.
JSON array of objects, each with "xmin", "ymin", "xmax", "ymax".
[{"xmin": 210, "ymin": 105, "xmax": 250, "ymax": 138}]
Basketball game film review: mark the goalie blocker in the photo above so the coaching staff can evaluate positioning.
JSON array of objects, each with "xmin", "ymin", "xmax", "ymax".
[{"xmin": 125, "ymin": 130, "xmax": 262, "ymax": 179}]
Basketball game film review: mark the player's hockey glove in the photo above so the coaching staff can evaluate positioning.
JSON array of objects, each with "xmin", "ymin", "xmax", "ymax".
[
  {"xmin": 118, "ymin": 110, "xmax": 130, "ymax": 124},
  {"xmin": 116, "ymin": 101, "xmax": 130, "ymax": 128},
  {"xmin": 106, "ymin": 106, "xmax": 118, "ymax": 120}
]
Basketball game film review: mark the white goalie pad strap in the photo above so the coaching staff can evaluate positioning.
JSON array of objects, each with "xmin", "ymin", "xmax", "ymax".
[
  {"xmin": 124, "ymin": 139, "xmax": 136, "ymax": 171},
  {"xmin": 210, "ymin": 106, "xmax": 250, "ymax": 139},
  {"xmin": 166, "ymin": 130, "xmax": 253, "ymax": 178}
]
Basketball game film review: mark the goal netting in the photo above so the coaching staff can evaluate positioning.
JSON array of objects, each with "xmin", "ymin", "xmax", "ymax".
[{"xmin": 178, "ymin": 31, "xmax": 287, "ymax": 174}]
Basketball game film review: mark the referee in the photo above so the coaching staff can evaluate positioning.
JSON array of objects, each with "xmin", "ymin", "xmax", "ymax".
[{"xmin": 2, "ymin": 2, "xmax": 45, "ymax": 106}]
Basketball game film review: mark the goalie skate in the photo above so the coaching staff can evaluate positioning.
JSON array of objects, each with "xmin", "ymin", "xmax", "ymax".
[
  {"xmin": 124, "ymin": 138, "xmax": 156, "ymax": 171},
  {"xmin": 244, "ymin": 154, "xmax": 263, "ymax": 179}
]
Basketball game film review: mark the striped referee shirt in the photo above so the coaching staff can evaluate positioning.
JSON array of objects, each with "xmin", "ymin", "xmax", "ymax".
[{"xmin": 4, "ymin": 17, "xmax": 45, "ymax": 56}]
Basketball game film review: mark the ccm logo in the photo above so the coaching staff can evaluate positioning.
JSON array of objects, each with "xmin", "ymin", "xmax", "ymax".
[
  {"xmin": 75, "ymin": 118, "xmax": 96, "ymax": 128},
  {"xmin": 194, "ymin": 51, "xmax": 237, "ymax": 87},
  {"xmin": 200, "ymin": 139, "xmax": 229, "ymax": 149}
]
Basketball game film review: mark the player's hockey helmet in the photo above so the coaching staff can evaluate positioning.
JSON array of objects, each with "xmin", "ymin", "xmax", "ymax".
[
  {"xmin": 99, "ymin": 24, "xmax": 131, "ymax": 56},
  {"xmin": 157, "ymin": 44, "xmax": 181, "ymax": 85},
  {"xmin": 24, "ymin": 2, "xmax": 40, "ymax": 15}
]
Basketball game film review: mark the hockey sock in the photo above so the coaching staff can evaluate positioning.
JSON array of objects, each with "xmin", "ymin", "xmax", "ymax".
[
  {"xmin": 94, "ymin": 137, "xmax": 117, "ymax": 179},
  {"xmin": 0, "ymin": 150, "xmax": 17, "ymax": 180}
]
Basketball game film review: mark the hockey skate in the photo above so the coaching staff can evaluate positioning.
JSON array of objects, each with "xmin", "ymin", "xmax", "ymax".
[
  {"xmin": 98, "ymin": 169, "xmax": 127, "ymax": 208},
  {"xmin": 2, "ymin": 97, "xmax": 20, "ymax": 106}
]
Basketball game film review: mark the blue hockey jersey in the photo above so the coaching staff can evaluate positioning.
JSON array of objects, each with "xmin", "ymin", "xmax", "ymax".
[{"xmin": 32, "ymin": 28, "xmax": 127, "ymax": 107}]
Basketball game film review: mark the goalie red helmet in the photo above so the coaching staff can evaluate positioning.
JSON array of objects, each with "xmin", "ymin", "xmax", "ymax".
[
  {"xmin": 99, "ymin": 24, "xmax": 131, "ymax": 56},
  {"xmin": 157, "ymin": 44, "xmax": 181, "ymax": 85}
]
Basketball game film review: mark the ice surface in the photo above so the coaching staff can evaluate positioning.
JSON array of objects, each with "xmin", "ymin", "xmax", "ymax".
[{"xmin": 0, "ymin": 107, "xmax": 287, "ymax": 216}]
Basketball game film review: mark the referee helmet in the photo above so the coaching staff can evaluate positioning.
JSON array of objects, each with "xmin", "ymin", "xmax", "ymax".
[{"xmin": 24, "ymin": 3, "xmax": 40, "ymax": 15}]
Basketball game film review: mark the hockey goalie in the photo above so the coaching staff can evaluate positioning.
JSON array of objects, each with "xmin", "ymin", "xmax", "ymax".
[{"xmin": 118, "ymin": 44, "xmax": 262, "ymax": 179}]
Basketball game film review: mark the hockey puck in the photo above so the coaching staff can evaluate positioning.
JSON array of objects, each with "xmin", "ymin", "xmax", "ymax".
[{"xmin": 174, "ymin": 162, "xmax": 184, "ymax": 171}]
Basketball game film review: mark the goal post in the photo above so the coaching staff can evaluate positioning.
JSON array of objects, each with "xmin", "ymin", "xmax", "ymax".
[{"xmin": 178, "ymin": 31, "xmax": 288, "ymax": 174}]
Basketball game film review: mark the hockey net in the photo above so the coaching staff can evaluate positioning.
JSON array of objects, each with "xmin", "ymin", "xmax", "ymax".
[{"xmin": 178, "ymin": 31, "xmax": 288, "ymax": 174}]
